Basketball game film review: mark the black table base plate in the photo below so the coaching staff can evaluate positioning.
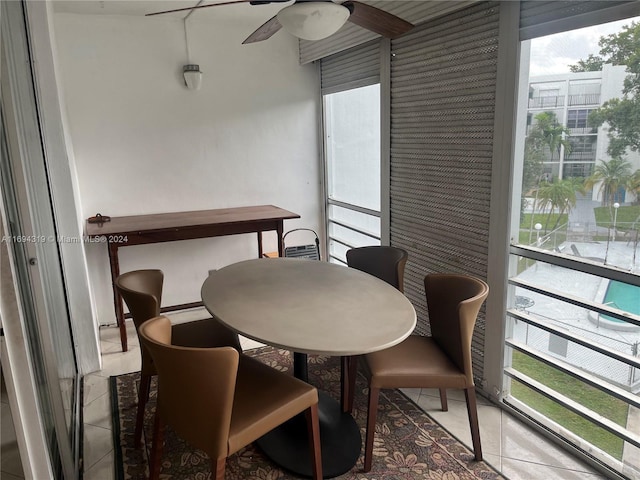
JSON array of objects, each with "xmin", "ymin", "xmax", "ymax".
[{"xmin": 256, "ymin": 391, "xmax": 362, "ymax": 478}]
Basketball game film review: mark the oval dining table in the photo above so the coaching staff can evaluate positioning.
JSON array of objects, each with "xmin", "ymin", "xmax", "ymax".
[{"xmin": 201, "ymin": 257, "xmax": 416, "ymax": 478}]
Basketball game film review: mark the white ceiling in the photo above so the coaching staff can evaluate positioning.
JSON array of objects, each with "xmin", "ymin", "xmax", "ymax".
[{"xmin": 51, "ymin": 0, "xmax": 289, "ymax": 19}]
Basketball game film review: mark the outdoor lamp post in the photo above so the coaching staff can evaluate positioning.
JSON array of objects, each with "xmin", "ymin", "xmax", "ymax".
[
  {"xmin": 613, "ymin": 202, "xmax": 620, "ymax": 241},
  {"xmin": 535, "ymin": 223, "xmax": 542, "ymax": 247}
]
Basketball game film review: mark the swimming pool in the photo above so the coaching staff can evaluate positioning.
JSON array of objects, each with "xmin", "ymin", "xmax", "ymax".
[{"xmin": 602, "ymin": 280, "xmax": 640, "ymax": 326}]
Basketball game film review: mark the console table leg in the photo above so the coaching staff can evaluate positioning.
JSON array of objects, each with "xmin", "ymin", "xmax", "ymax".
[
  {"xmin": 107, "ymin": 242, "xmax": 127, "ymax": 352},
  {"xmin": 277, "ymin": 221, "xmax": 284, "ymax": 257},
  {"xmin": 257, "ymin": 232, "xmax": 263, "ymax": 258}
]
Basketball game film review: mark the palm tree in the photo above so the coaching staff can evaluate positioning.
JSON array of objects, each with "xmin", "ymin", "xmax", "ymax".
[
  {"xmin": 525, "ymin": 111, "xmax": 573, "ymax": 242},
  {"xmin": 585, "ymin": 157, "xmax": 632, "ymax": 206},
  {"xmin": 627, "ymin": 169, "xmax": 640, "ymax": 205},
  {"xmin": 528, "ymin": 111, "xmax": 572, "ymax": 161},
  {"xmin": 537, "ymin": 178, "xmax": 584, "ymax": 233}
]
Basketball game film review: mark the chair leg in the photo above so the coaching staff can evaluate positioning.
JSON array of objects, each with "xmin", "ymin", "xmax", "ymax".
[
  {"xmin": 464, "ymin": 387, "xmax": 483, "ymax": 461},
  {"xmin": 341, "ymin": 356, "xmax": 349, "ymax": 412},
  {"xmin": 212, "ymin": 457, "xmax": 226, "ymax": 480},
  {"xmin": 341, "ymin": 356, "xmax": 359, "ymax": 413},
  {"xmin": 149, "ymin": 410, "xmax": 165, "ymax": 480},
  {"xmin": 305, "ymin": 403, "xmax": 323, "ymax": 480},
  {"xmin": 439, "ymin": 388, "xmax": 448, "ymax": 412},
  {"xmin": 364, "ymin": 386, "xmax": 380, "ymax": 473},
  {"xmin": 135, "ymin": 373, "xmax": 152, "ymax": 447}
]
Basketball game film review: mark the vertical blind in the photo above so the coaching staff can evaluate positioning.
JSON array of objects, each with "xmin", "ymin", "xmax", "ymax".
[{"xmin": 389, "ymin": 2, "xmax": 500, "ymax": 383}]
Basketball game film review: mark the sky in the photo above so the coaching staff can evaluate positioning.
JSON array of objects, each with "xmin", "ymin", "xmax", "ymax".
[{"xmin": 529, "ymin": 16, "xmax": 640, "ymax": 76}]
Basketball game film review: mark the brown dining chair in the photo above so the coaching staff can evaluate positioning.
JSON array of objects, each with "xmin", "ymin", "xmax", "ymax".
[
  {"xmin": 342, "ymin": 246, "xmax": 408, "ymax": 412},
  {"xmin": 114, "ymin": 269, "xmax": 241, "ymax": 447},
  {"xmin": 138, "ymin": 315, "xmax": 323, "ymax": 480},
  {"xmin": 360, "ymin": 273, "xmax": 489, "ymax": 471}
]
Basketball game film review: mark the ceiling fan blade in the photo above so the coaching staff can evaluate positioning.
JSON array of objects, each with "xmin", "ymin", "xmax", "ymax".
[
  {"xmin": 342, "ymin": 1, "xmax": 413, "ymax": 39},
  {"xmin": 243, "ymin": 15, "xmax": 283, "ymax": 44},
  {"xmin": 146, "ymin": 0, "xmax": 253, "ymax": 17}
]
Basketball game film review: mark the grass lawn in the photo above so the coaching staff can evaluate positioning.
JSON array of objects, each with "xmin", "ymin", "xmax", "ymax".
[
  {"xmin": 517, "ymin": 213, "xmax": 568, "ymax": 247},
  {"xmin": 594, "ymin": 205, "xmax": 640, "ymax": 229},
  {"xmin": 511, "ymin": 350, "xmax": 628, "ymax": 459},
  {"xmin": 520, "ymin": 213, "xmax": 568, "ymax": 231}
]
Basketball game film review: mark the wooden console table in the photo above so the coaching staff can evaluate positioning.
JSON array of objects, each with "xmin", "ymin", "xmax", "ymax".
[{"xmin": 86, "ymin": 205, "xmax": 299, "ymax": 351}]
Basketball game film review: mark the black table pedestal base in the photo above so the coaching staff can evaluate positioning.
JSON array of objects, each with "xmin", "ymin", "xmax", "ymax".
[{"xmin": 256, "ymin": 391, "xmax": 361, "ymax": 478}]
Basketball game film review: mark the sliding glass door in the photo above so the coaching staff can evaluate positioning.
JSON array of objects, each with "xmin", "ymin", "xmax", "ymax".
[
  {"xmin": 505, "ymin": 12, "xmax": 640, "ymax": 479},
  {"xmin": 1, "ymin": 1, "xmax": 81, "ymax": 477}
]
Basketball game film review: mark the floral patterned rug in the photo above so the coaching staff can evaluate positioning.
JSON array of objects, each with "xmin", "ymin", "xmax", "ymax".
[{"xmin": 111, "ymin": 346, "xmax": 506, "ymax": 479}]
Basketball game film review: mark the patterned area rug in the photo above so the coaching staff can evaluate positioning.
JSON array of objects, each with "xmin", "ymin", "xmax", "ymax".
[{"xmin": 111, "ymin": 346, "xmax": 506, "ymax": 479}]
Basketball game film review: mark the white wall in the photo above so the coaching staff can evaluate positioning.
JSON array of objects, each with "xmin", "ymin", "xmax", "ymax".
[{"xmin": 53, "ymin": 11, "xmax": 322, "ymax": 324}]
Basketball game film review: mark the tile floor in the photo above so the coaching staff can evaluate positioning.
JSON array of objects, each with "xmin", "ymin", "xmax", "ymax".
[{"xmin": 1, "ymin": 308, "xmax": 611, "ymax": 479}]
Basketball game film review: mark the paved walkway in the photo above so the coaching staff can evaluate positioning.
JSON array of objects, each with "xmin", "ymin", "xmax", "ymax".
[{"xmin": 570, "ymin": 198, "xmax": 599, "ymax": 225}]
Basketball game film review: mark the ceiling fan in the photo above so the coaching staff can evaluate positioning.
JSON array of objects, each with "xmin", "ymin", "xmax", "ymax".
[{"xmin": 146, "ymin": 0, "xmax": 414, "ymax": 44}]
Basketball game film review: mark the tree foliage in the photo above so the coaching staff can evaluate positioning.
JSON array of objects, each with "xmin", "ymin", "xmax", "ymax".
[
  {"xmin": 527, "ymin": 111, "xmax": 572, "ymax": 162},
  {"xmin": 523, "ymin": 111, "xmax": 573, "ymax": 240},
  {"xmin": 585, "ymin": 157, "xmax": 633, "ymax": 206},
  {"xmin": 581, "ymin": 21, "xmax": 640, "ymax": 155},
  {"xmin": 537, "ymin": 178, "xmax": 584, "ymax": 232},
  {"xmin": 569, "ymin": 54, "xmax": 604, "ymax": 73}
]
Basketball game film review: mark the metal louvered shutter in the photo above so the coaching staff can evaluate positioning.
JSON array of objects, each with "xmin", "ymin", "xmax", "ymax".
[
  {"xmin": 519, "ymin": 1, "xmax": 639, "ymax": 40},
  {"xmin": 321, "ymin": 40, "xmax": 380, "ymax": 93},
  {"xmin": 300, "ymin": 1, "xmax": 476, "ymax": 65},
  {"xmin": 389, "ymin": 2, "xmax": 500, "ymax": 382}
]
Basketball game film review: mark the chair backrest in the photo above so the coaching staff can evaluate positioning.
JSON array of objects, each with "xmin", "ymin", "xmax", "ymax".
[
  {"xmin": 424, "ymin": 274, "xmax": 489, "ymax": 384},
  {"xmin": 139, "ymin": 316, "xmax": 239, "ymax": 461},
  {"xmin": 115, "ymin": 269, "xmax": 164, "ymax": 373},
  {"xmin": 115, "ymin": 269, "xmax": 164, "ymax": 328},
  {"xmin": 346, "ymin": 246, "xmax": 408, "ymax": 292}
]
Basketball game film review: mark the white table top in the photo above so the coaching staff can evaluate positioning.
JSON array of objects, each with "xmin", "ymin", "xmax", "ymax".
[{"xmin": 201, "ymin": 258, "xmax": 416, "ymax": 356}]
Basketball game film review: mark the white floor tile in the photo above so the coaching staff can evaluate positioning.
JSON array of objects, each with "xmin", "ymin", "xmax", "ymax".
[
  {"xmin": 501, "ymin": 457, "xmax": 608, "ymax": 480},
  {"xmin": 83, "ymin": 424, "xmax": 113, "ymax": 472},
  {"xmin": 84, "ymin": 392, "xmax": 113, "ymax": 430},
  {"xmin": 84, "ymin": 373, "xmax": 110, "ymax": 406},
  {"xmin": 83, "ymin": 449, "xmax": 115, "ymax": 480},
  {"xmin": 240, "ymin": 336, "xmax": 266, "ymax": 350}
]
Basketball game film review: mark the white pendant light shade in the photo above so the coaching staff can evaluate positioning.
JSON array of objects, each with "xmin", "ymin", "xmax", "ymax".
[
  {"xmin": 277, "ymin": 2, "xmax": 350, "ymax": 41},
  {"xmin": 183, "ymin": 64, "xmax": 202, "ymax": 90}
]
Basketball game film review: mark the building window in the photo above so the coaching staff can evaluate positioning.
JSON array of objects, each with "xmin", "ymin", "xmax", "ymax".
[{"xmin": 567, "ymin": 109, "xmax": 594, "ymax": 129}]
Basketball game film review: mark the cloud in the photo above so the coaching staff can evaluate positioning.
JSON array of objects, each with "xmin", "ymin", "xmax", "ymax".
[{"xmin": 529, "ymin": 17, "xmax": 638, "ymax": 76}]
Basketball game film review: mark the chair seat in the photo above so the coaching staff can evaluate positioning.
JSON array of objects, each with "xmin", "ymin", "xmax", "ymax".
[
  {"xmin": 365, "ymin": 335, "xmax": 468, "ymax": 389},
  {"xmin": 228, "ymin": 355, "xmax": 318, "ymax": 455}
]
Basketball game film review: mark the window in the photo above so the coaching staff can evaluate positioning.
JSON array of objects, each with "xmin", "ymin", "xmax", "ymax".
[
  {"xmin": 506, "ymin": 16, "xmax": 640, "ymax": 478},
  {"xmin": 323, "ymin": 84, "xmax": 381, "ymax": 263},
  {"xmin": 567, "ymin": 109, "xmax": 594, "ymax": 129},
  {"xmin": 567, "ymin": 135, "xmax": 597, "ymax": 163}
]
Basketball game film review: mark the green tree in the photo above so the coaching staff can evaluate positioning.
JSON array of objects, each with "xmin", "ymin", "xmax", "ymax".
[
  {"xmin": 528, "ymin": 111, "xmax": 572, "ymax": 161},
  {"xmin": 524, "ymin": 111, "xmax": 572, "ymax": 242},
  {"xmin": 585, "ymin": 157, "xmax": 632, "ymax": 206},
  {"xmin": 537, "ymin": 178, "xmax": 584, "ymax": 232},
  {"xmin": 627, "ymin": 169, "xmax": 640, "ymax": 205},
  {"xmin": 584, "ymin": 21, "xmax": 640, "ymax": 156},
  {"xmin": 569, "ymin": 54, "xmax": 605, "ymax": 72}
]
